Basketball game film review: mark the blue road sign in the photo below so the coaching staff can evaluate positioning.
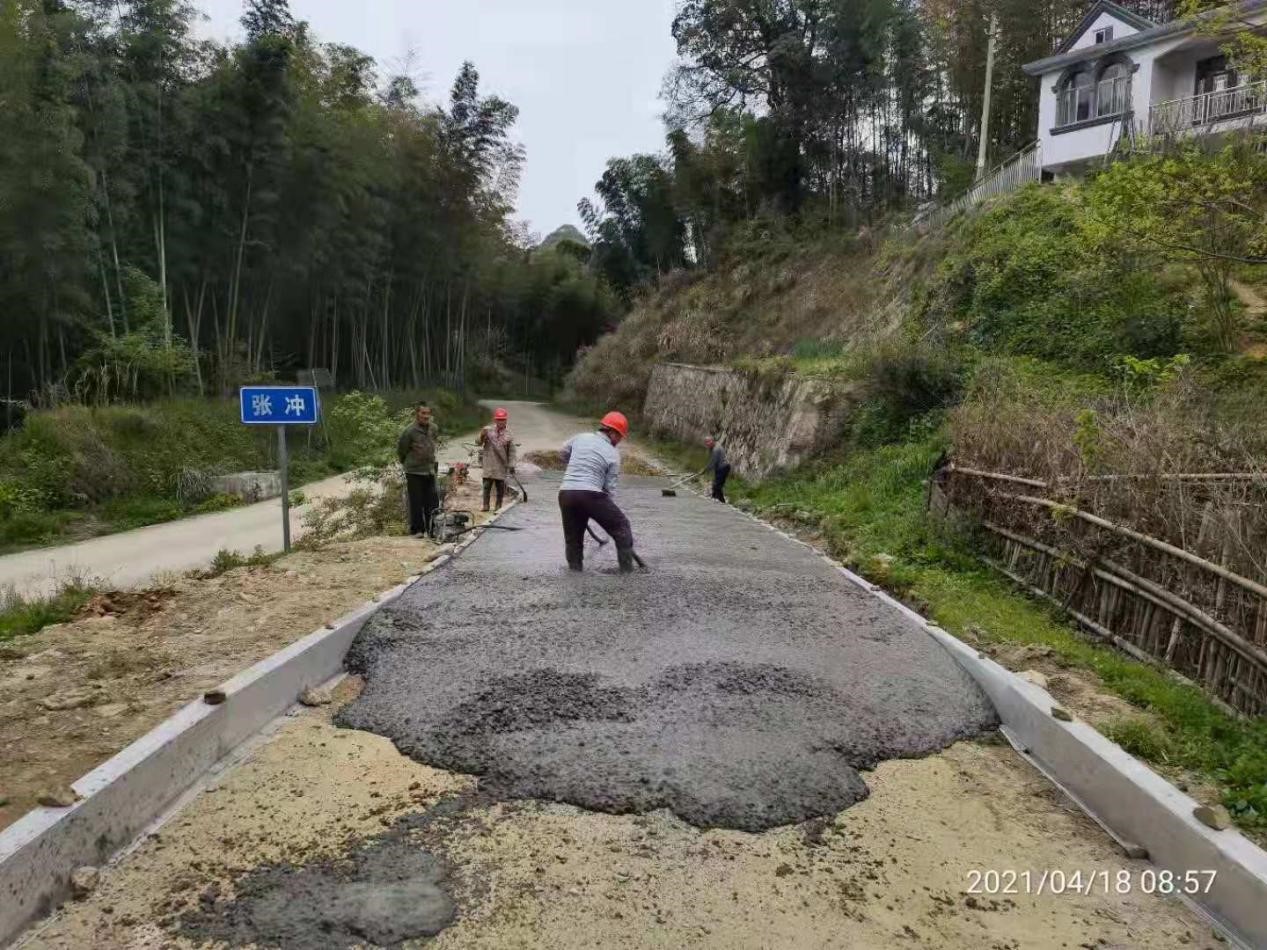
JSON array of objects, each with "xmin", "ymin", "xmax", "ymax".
[{"xmin": 239, "ymin": 386, "xmax": 321, "ymax": 425}]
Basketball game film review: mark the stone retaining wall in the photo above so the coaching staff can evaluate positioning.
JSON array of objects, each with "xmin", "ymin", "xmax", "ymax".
[{"xmin": 641, "ymin": 363, "xmax": 854, "ymax": 480}]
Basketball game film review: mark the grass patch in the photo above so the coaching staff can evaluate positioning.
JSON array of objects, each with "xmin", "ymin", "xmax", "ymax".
[
  {"xmin": 0, "ymin": 509, "xmax": 83, "ymax": 550},
  {"xmin": 0, "ymin": 579, "xmax": 97, "ymax": 641},
  {"xmin": 198, "ymin": 546, "xmax": 281, "ymax": 579},
  {"xmin": 652, "ymin": 429, "xmax": 1267, "ymax": 835}
]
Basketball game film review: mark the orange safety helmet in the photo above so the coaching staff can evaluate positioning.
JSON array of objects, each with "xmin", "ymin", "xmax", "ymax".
[
  {"xmin": 493, "ymin": 407, "xmax": 509, "ymax": 421},
  {"xmin": 600, "ymin": 411, "xmax": 630, "ymax": 439}
]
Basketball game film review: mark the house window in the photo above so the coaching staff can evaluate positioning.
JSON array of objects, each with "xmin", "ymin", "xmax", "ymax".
[
  {"xmin": 1094, "ymin": 26, "xmax": 1114, "ymax": 44},
  {"xmin": 1097, "ymin": 62, "xmax": 1131, "ymax": 117},
  {"xmin": 1057, "ymin": 71, "xmax": 1096, "ymax": 126}
]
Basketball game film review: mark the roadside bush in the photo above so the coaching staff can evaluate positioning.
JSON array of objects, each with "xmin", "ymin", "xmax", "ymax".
[
  {"xmin": 324, "ymin": 392, "xmax": 400, "ymax": 469},
  {"xmin": 923, "ymin": 184, "xmax": 1191, "ymax": 370},
  {"xmin": 852, "ymin": 344, "xmax": 966, "ymax": 446}
]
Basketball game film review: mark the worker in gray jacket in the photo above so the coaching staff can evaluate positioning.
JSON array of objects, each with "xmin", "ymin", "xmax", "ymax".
[
  {"xmin": 692, "ymin": 436, "xmax": 732, "ymax": 503},
  {"xmin": 558, "ymin": 411, "xmax": 635, "ymax": 573}
]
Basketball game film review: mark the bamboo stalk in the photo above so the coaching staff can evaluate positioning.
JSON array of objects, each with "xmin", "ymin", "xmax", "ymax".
[
  {"xmin": 983, "ymin": 522, "xmax": 1267, "ymax": 671},
  {"xmin": 998, "ymin": 492, "xmax": 1267, "ymax": 602}
]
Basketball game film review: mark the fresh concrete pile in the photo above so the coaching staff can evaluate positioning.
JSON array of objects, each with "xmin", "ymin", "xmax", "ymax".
[{"xmin": 338, "ymin": 477, "xmax": 997, "ymax": 832}]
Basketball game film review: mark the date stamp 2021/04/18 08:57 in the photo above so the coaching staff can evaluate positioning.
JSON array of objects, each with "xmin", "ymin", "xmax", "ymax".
[{"xmin": 965, "ymin": 868, "xmax": 1218, "ymax": 897}]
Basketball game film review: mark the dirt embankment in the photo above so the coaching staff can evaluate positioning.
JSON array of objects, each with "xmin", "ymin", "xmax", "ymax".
[{"xmin": 0, "ymin": 476, "xmax": 494, "ymax": 833}]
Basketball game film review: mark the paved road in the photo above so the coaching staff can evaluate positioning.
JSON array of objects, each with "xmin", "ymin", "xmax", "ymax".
[
  {"xmin": 339, "ymin": 476, "xmax": 998, "ymax": 833},
  {"xmin": 0, "ymin": 401, "xmax": 591, "ymax": 599}
]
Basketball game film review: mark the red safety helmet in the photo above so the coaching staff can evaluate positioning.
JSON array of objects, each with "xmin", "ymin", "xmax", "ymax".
[
  {"xmin": 493, "ymin": 407, "xmax": 509, "ymax": 421},
  {"xmin": 600, "ymin": 411, "xmax": 630, "ymax": 439}
]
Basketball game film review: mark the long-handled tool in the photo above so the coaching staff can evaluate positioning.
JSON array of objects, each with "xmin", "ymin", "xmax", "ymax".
[
  {"xmin": 509, "ymin": 469, "xmax": 529, "ymax": 503},
  {"xmin": 446, "ymin": 523, "xmax": 524, "ymax": 541},
  {"xmin": 661, "ymin": 474, "xmax": 694, "ymax": 498},
  {"xmin": 584, "ymin": 525, "xmax": 648, "ymax": 571}
]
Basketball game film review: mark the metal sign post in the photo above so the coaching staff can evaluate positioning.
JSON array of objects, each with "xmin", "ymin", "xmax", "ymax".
[{"xmin": 240, "ymin": 386, "xmax": 321, "ymax": 553}]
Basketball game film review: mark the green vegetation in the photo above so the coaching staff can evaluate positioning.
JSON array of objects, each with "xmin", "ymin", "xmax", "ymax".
[
  {"xmin": 200, "ymin": 547, "xmax": 280, "ymax": 579},
  {"xmin": 0, "ymin": 579, "xmax": 97, "ymax": 642},
  {"xmin": 0, "ymin": 387, "xmax": 482, "ymax": 552}
]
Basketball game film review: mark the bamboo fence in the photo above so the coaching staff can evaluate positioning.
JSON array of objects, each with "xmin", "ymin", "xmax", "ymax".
[{"xmin": 939, "ymin": 465, "xmax": 1267, "ymax": 717}]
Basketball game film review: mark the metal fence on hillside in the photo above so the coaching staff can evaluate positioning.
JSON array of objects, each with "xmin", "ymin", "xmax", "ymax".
[{"xmin": 921, "ymin": 142, "xmax": 1042, "ymax": 228}]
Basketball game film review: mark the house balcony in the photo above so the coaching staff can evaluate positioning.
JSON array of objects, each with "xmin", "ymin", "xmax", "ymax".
[{"xmin": 1148, "ymin": 79, "xmax": 1267, "ymax": 137}]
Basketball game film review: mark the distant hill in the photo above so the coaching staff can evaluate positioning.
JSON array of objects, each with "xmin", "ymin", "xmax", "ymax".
[{"xmin": 540, "ymin": 225, "xmax": 590, "ymax": 250}]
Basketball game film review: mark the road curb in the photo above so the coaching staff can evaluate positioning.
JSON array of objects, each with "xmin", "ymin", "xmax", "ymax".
[
  {"xmin": 0, "ymin": 506, "xmax": 511, "ymax": 948},
  {"xmin": 734, "ymin": 504, "xmax": 1267, "ymax": 949}
]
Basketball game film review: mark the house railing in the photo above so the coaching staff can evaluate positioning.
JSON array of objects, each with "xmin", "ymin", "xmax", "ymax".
[
  {"xmin": 922, "ymin": 141, "xmax": 1042, "ymax": 227},
  {"xmin": 1149, "ymin": 79, "xmax": 1267, "ymax": 136}
]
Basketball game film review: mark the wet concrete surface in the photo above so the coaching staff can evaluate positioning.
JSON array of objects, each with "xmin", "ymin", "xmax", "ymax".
[{"xmin": 339, "ymin": 475, "xmax": 998, "ymax": 833}]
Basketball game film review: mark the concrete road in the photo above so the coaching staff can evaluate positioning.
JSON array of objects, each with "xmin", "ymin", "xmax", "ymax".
[{"xmin": 0, "ymin": 401, "xmax": 594, "ymax": 599}]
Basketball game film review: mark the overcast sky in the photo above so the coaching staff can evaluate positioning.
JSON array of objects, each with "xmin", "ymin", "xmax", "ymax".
[{"xmin": 194, "ymin": 0, "xmax": 679, "ymax": 237}]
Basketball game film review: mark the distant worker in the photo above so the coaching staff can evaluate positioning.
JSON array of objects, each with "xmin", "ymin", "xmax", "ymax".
[
  {"xmin": 692, "ymin": 436, "xmax": 732, "ymax": 503},
  {"xmin": 558, "ymin": 411, "xmax": 636, "ymax": 573},
  {"xmin": 477, "ymin": 407, "xmax": 517, "ymax": 512},
  {"xmin": 397, "ymin": 402, "xmax": 439, "ymax": 537}
]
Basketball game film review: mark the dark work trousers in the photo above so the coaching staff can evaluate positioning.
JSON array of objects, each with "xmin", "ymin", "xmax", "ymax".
[
  {"xmin": 406, "ymin": 473, "xmax": 439, "ymax": 536},
  {"xmin": 559, "ymin": 490, "xmax": 634, "ymax": 571},
  {"xmin": 711, "ymin": 463, "xmax": 732, "ymax": 503},
  {"xmin": 482, "ymin": 478, "xmax": 506, "ymax": 511}
]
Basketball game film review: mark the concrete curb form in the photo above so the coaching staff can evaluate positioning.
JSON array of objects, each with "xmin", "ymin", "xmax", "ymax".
[
  {"xmin": 0, "ymin": 507, "xmax": 509, "ymax": 949},
  {"xmin": 734, "ymin": 505, "xmax": 1267, "ymax": 949}
]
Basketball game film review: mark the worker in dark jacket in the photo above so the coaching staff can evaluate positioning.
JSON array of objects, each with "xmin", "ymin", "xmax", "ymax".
[
  {"xmin": 693, "ymin": 436, "xmax": 732, "ymax": 503},
  {"xmin": 397, "ymin": 403, "xmax": 439, "ymax": 537}
]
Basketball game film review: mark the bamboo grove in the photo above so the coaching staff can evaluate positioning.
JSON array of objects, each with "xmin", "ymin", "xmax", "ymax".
[{"xmin": 0, "ymin": 0, "xmax": 618, "ymax": 401}]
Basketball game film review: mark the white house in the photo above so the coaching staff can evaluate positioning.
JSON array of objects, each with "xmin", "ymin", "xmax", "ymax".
[{"xmin": 1023, "ymin": 0, "xmax": 1267, "ymax": 175}]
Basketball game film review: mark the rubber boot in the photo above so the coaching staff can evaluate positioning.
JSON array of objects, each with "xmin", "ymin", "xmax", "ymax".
[{"xmin": 617, "ymin": 547, "xmax": 636, "ymax": 574}]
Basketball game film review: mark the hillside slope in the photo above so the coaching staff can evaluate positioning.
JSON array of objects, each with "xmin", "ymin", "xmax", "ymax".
[{"xmin": 565, "ymin": 144, "xmax": 1267, "ymax": 841}]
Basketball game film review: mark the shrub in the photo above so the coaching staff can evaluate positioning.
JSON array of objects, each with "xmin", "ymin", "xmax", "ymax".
[
  {"xmin": 195, "ymin": 493, "xmax": 245, "ymax": 514},
  {"xmin": 852, "ymin": 344, "xmax": 966, "ymax": 446},
  {"xmin": 324, "ymin": 392, "xmax": 400, "ymax": 470},
  {"xmin": 201, "ymin": 546, "xmax": 275, "ymax": 578},
  {"xmin": 923, "ymin": 184, "xmax": 1191, "ymax": 370}
]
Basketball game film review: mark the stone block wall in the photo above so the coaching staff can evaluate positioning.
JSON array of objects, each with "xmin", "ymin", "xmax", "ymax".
[{"xmin": 641, "ymin": 363, "xmax": 854, "ymax": 480}]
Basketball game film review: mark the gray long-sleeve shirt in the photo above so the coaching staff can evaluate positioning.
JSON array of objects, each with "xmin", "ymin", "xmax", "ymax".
[
  {"xmin": 560, "ymin": 432, "xmax": 621, "ymax": 495},
  {"xmin": 703, "ymin": 444, "xmax": 728, "ymax": 474}
]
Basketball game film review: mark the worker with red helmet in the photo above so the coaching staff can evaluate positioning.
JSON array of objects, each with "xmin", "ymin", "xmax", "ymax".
[
  {"xmin": 558, "ymin": 411, "xmax": 636, "ymax": 573},
  {"xmin": 476, "ymin": 406, "xmax": 516, "ymax": 512}
]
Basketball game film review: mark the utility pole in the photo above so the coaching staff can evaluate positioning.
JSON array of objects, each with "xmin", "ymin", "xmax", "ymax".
[{"xmin": 976, "ymin": 13, "xmax": 999, "ymax": 180}]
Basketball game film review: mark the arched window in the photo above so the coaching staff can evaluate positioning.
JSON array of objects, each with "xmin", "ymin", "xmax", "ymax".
[
  {"xmin": 1097, "ymin": 62, "xmax": 1132, "ymax": 117},
  {"xmin": 1058, "ymin": 70, "xmax": 1095, "ymax": 126}
]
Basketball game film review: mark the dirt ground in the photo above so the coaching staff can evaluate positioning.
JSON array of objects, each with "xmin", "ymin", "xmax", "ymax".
[
  {"xmin": 22, "ymin": 680, "xmax": 1215, "ymax": 950},
  {"xmin": 0, "ymin": 476, "xmax": 492, "ymax": 834}
]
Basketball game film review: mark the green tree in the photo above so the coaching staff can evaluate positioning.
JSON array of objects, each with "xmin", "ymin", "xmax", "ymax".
[{"xmin": 1084, "ymin": 141, "xmax": 1267, "ymax": 352}]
